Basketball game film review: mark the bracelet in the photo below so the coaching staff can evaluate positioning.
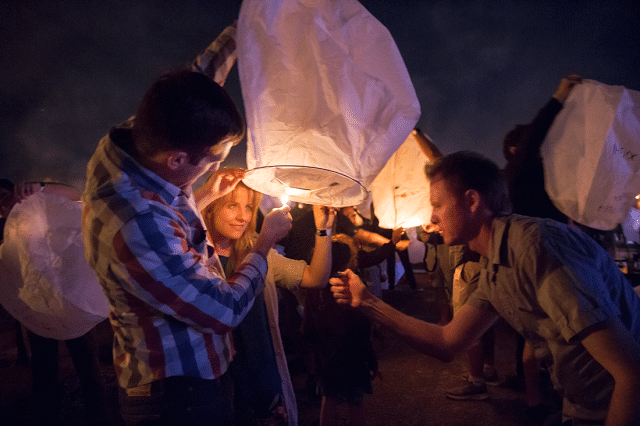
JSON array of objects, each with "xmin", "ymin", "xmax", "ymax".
[{"xmin": 315, "ymin": 229, "xmax": 330, "ymax": 237}]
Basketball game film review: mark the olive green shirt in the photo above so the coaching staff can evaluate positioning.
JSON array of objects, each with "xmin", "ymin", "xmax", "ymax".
[{"xmin": 469, "ymin": 215, "xmax": 640, "ymax": 422}]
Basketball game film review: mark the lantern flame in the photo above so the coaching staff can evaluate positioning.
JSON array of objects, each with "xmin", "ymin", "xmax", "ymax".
[
  {"xmin": 279, "ymin": 186, "xmax": 312, "ymax": 205},
  {"xmin": 284, "ymin": 186, "xmax": 308, "ymax": 197},
  {"xmin": 399, "ymin": 217, "xmax": 425, "ymax": 228}
]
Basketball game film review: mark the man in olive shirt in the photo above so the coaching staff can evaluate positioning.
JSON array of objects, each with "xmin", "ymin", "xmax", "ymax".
[{"xmin": 331, "ymin": 151, "xmax": 640, "ymax": 426}]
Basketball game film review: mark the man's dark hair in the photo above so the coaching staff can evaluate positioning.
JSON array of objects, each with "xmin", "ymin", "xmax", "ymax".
[
  {"xmin": 426, "ymin": 151, "xmax": 512, "ymax": 216},
  {"xmin": 133, "ymin": 69, "xmax": 245, "ymax": 164}
]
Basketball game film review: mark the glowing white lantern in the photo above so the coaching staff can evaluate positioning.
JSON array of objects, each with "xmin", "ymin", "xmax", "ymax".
[
  {"xmin": 237, "ymin": 0, "xmax": 420, "ymax": 207},
  {"xmin": 0, "ymin": 193, "xmax": 109, "ymax": 340},
  {"xmin": 542, "ymin": 80, "xmax": 640, "ymax": 230},
  {"xmin": 371, "ymin": 129, "xmax": 438, "ymax": 229}
]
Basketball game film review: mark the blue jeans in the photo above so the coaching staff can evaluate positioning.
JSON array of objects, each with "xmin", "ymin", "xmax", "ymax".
[{"xmin": 119, "ymin": 374, "xmax": 233, "ymax": 426}]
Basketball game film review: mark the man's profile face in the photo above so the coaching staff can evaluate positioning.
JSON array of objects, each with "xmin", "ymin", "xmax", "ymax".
[
  {"xmin": 175, "ymin": 139, "xmax": 234, "ymax": 188},
  {"xmin": 429, "ymin": 175, "xmax": 469, "ymax": 246}
]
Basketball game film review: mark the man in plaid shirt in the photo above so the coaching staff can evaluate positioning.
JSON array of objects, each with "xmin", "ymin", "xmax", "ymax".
[{"xmin": 81, "ymin": 37, "xmax": 292, "ymax": 424}]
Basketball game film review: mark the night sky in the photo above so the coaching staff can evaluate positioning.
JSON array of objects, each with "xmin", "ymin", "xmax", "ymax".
[{"xmin": 2, "ymin": 0, "xmax": 639, "ymax": 190}]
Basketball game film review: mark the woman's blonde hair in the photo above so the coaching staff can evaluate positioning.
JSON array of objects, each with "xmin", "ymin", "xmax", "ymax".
[{"xmin": 201, "ymin": 168, "xmax": 262, "ymax": 275}]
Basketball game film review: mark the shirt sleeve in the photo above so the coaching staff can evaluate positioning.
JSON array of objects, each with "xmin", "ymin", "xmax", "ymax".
[
  {"xmin": 267, "ymin": 250, "xmax": 306, "ymax": 290},
  {"xmin": 511, "ymin": 226, "xmax": 615, "ymax": 342},
  {"xmin": 358, "ymin": 242, "xmax": 396, "ymax": 269},
  {"xmin": 523, "ymin": 98, "xmax": 563, "ymax": 159},
  {"xmin": 529, "ymin": 243, "xmax": 615, "ymax": 342},
  {"xmin": 191, "ymin": 22, "xmax": 237, "ymax": 86},
  {"xmin": 112, "ymin": 211, "xmax": 267, "ymax": 333}
]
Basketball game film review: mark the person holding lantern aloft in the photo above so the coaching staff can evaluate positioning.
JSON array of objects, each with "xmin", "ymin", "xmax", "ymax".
[
  {"xmin": 201, "ymin": 172, "xmax": 335, "ymax": 425},
  {"xmin": 501, "ymin": 73, "xmax": 621, "ymax": 420},
  {"xmin": 82, "ymin": 68, "xmax": 294, "ymax": 425}
]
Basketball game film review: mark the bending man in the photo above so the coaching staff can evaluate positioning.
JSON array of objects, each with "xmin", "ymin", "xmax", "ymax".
[{"xmin": 331, "ymin": 151, "xmax": 640, "ymax": 426}]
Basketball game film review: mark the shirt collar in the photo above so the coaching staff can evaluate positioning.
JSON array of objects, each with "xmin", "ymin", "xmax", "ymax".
[
  {"xmin": 105, "ymin": 120, "xmax": 183, "ymax": 205},
  {"xmin": 483, "ymin": 216, "xmax": 511, "ymax": 268}
]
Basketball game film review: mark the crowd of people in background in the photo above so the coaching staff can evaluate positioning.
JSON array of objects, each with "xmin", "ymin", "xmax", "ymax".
[{"xmin": 1, "ymin": 22, "xmax": 640, "ymax": 426}]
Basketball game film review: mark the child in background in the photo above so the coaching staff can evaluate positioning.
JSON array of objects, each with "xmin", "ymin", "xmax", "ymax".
[{"xmin": 302, "ymin": 237, "xmax": 378, "ymax": 426}]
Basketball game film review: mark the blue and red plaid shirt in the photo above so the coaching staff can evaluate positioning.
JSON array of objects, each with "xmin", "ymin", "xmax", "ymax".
[
  {"xmin": 81, "ymin": 22, "xmax": 264, "ymax": 388},
  {"xmin": 82, "ymin": 123, "xmax": 267, "ymax": 389}
]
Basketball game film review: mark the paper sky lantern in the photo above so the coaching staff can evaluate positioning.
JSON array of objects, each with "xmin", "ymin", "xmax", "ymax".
[
  {"xmin": 237, "ymin": 0, "xmax": 421, "ymax": 207},
  {"xmin": 541, "ymin": 80, "xmax": 640, "ymax": 231},
  {"xmin": 371, "ymin": 129, "xmax": 439, "ymax": 229},
  {"xmin": 0, "ymin": 193, "xmax": 109, "ymax": 340}
]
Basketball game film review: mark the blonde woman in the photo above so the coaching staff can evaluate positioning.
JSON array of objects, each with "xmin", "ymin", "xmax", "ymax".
[{"xmin": 202, "ymin": 171, "xmax": 335, "ymax": 425}]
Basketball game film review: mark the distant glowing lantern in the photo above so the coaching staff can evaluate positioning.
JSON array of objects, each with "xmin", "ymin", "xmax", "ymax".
[
  {"xmin": 237, "ymin": 0, "xmax": 420, "ymax": 207},
  {"xmin": 371, "ymin": 129, "xmax": 439, "ymax": 229},
  {"xmin": 542, "ymin": 80, "xmax": 640, "ymax": 230}
]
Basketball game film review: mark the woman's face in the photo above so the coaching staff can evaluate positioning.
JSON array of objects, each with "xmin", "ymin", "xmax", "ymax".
[{"xmin": 211, "ymin": 186, "xmax": 254, "ymax": 242}]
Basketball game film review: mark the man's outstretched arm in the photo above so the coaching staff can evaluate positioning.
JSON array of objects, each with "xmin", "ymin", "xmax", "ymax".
[{"xmin": 330, "ymin": 269, "xmax": 499, "ymax": 361}]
